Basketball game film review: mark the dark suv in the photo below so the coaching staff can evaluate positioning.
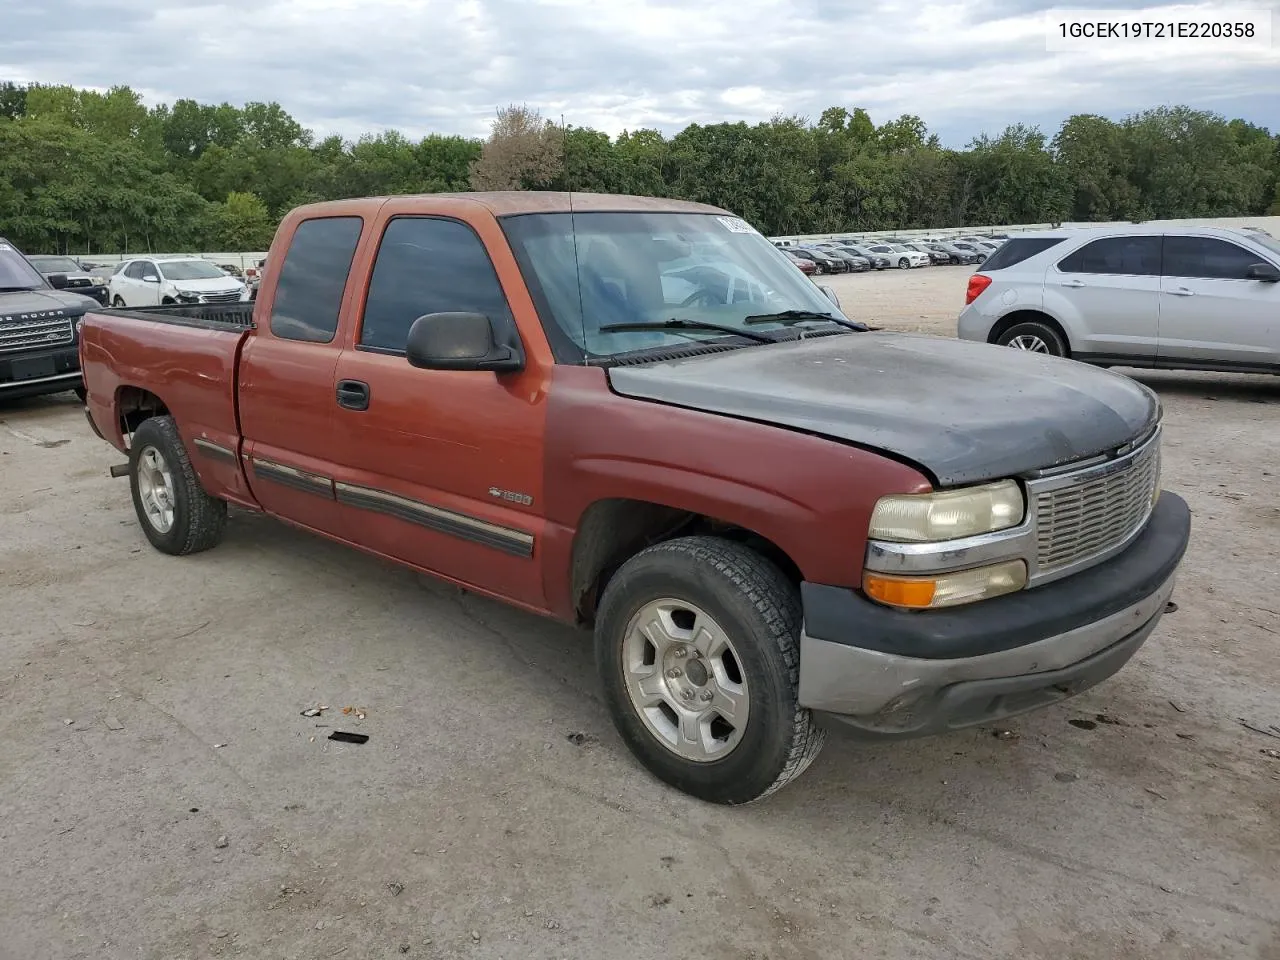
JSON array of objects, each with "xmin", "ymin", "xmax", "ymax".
[
  {"xmin": 26, "ymin": 255, "xmax": 110, "ymax": 305},
  {"xmin": 0, "ymin": 238, "xmax": 100, "ymax": 401}
]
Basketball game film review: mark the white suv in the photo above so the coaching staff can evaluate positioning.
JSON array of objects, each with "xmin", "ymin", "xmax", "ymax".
[
  {"xmin": 957, "ymin": 226, "xmax": 1280, "ymax": 375},
  {"xmin": 108, "ymin": 257, "xmax": 249, "ymax": 308}
]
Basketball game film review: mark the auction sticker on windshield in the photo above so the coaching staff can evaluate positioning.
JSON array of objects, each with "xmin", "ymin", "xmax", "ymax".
[{"xmin": 716, "ymin": 216, "xmax": 756, "ymax": 234}]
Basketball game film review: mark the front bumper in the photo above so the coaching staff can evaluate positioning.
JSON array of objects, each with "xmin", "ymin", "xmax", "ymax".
[
  {"xmin": 0, "ymin": 344, "xmax": 82, "ymax": 399},
  {"xmin": 797, "ymin": 492, "xmax": 1190, "ymax": 738}
]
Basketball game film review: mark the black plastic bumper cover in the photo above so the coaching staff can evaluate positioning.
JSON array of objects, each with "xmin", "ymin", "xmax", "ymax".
[{"xmin": 803, "ymin": 491, "xmax": 1191, "ymax": 661}]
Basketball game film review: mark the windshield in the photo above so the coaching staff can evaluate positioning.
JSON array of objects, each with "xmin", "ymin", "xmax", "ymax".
[
  {"xmin": 501, "ymin": 212, "xmax": 853, "ymax": 361},
  {"xmin": 158, "ymin": 260, "xmax": 228, "ymax": 281},
  {"xmin": 29, "ymin": 256, "xmax": 83, "ymax": 274},
  {"xmin": 0, "ymin": 242, "xmax": 46, "ymax": 290}
]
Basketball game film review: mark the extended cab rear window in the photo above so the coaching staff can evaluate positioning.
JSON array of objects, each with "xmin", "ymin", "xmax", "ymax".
[
  {"xmin": 269, "ymin": 216, "xmax": 364, "ymax": 343},
  {"xmin": 980, "ymin": 237, "xmax": 1065, "ymax": 271}
]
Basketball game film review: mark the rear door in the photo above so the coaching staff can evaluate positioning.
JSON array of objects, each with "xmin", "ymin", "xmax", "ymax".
[
  {"xmin": 1158, "ymin": 234, "xmax": 1280, "ymax": 370},
  {"xmin": 328, "ymin": 207, "xmax": 547, "ymax": 609},
  {"xmin": 238, "ymin": 214, "xmax": 367, "ymax": 538},
  {"xmin": 1044, "ymin": 235, "xmax": 1161, "ymax": 364}
]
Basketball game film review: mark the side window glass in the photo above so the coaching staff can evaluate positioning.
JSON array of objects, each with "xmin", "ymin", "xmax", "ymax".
[
  {"xmin": 359, "ymin": 217, "xmax": 513, "ymax": 353},
  {"xmin": 1163, "ymin": 236, "xmax": 1263, "ymax": 281},
  {"xmin": 1058, "ymin": 237, "xmax": 1160, "ymax": 276},
  {"xmin": 269, "ymin": 216, "xmax": 364, "ymax": 343},
  {"xmin": 125, "ymin": 262, "xmax": 143, "ymax": 279}
]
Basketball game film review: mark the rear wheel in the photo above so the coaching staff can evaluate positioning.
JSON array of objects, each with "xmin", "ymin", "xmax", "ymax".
[
  {"xmin": 595, "ymin": 536, "xmax": 825, "ymax": 805},
  {"xmin": 995, "ymin": 320, "xmax": 1067, "ymax": 357},
  {"xmin": 128, "ymin": 416, "xmax": 227, "ymax": 556}
]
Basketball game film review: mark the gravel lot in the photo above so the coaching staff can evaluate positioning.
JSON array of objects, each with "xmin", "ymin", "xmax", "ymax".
[{"xmin": 2, "ymin": 266, "xmax": 1278, "ymax": 960}]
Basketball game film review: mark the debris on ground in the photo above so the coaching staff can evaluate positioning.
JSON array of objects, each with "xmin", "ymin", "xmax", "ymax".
[
  {"xmin": 1237, "ymin": 719, "xmax": 1280, "ymax": 741},
  {"xmin": 387, "ymin": 881, "xmax": 404, "ymax": 897},
  {"xmin": 300, "ymin": 706, "xmax": 328, "ymax": 718},
  {"xmin": 545, "ymin": 919, "xmax": 561, "ymax": 929},
  {"xmin": 1165, "ymin": 601, "xmax": 1179, "ymax": 614},
  {"xmin": 1094, "ymin": 714, "xmax": 1125, "ymax": 726},
  {"xmin": 1145, "ymin": 788, "xmax": 1168, "ymax": 800},
  {"xmin": 1176, "ymin": 733, "xmax": 1196, "ymax": 741},
  {"xmin": 214, "ymin": 835, "xmax": 229, "ymax": 849},
  {"xmin": 1262, "ymin": 749, "xmax": 1280, "ymax": 759},
  {"xmin": 1068, "ymin": 718, "xmax": 1098, "ymax": 730},
  {"xmin": 565, "ymin": 731, "xmax": 596, "ymax": 745},
  {"xmin": 328, "ymin": 731, "xmax": 369, "ymax": 744},
  {"xmin": 63, "ymin": 719, "xmax": 73, "ymax": 726},
  {"xmin": 991, "ymin": 729, "xmax": 1018, "ymax": 741},
  {"xmin": 1054, "ymin": 772, "xmax": 1079, "ymax": 782},
  {"xmin": 213, "ymin": 742, "xmax": 228, "ymax": 749},
  {"xmin": 103, "ymin": 715, "xmax": 124, "ymax": 731},
  {"xmin": 1169, "ymin": 700, "xmax": 1186, "ymax": 713},
  {"xmin": 470, "ymin": 930, "xmax": 480, "ymax": 943}
]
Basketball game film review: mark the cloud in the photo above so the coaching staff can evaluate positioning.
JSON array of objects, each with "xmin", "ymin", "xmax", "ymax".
[{"xmin": 2, "ymin": 0, "xmax": 1276, "ymax": 145}]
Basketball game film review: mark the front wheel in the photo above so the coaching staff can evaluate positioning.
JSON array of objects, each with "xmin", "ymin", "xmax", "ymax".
[
  {"xmin": 129, "ymin": 416, "xmax": 227, "ymax": 555},
  {"xmin": 112, "ymin": 295, "xmax": 125, "ymax": 308},
  {"xmin": 898, "ymin": 258, "xmax": 910, "ymax": 270},
  {"xmin": 995, "ymin": 320, "xmax": 1068, "ymax": 357},
  {"xmin": 595, "ymin": 536, "xmax": 825, "ymax": 805}
]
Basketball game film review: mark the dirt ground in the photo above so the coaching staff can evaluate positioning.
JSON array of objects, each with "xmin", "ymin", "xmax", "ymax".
[{"xmin": 2, "ymin": 266, "xmax": 1277, "ymax": 960}]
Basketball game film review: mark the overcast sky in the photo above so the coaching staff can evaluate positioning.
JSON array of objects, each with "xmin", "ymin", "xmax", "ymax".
[{"xmin": 3, "ymin": 0, "xmax": 1278, "ymax": 145}]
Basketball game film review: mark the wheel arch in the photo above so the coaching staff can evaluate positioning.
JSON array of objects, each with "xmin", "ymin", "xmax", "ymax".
[
  {"xmin": 988, "ymin": 310, "xmax": 1072, "ymax": 357},
  {"xmin": 568, "ymin": 497, "xmax": 803, "ymax": 627},
  {"xmin": 115, "ymin": 385, "xmax": 171, "ymax": 446}
]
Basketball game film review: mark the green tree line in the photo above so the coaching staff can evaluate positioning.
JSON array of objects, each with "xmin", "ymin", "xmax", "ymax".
[{"xmin": 1, "ymin": 81, "xmax": 1276, "ymax": 256}]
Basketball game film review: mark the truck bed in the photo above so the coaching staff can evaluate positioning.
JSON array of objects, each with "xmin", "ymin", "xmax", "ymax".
[
  {"xmin": 99, "ymin": 302, "xmax": 256, "ymax": 331},
  {"xmin": 80, "ymin": 302, "xmax": 255, "ymax": 506}
]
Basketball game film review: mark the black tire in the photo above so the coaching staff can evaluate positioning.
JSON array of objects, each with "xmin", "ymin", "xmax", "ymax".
[
  {"xmin": 595, "ymin": 536, "xmax": 825, "ymax": 805},
  {"xmin": 128, "ymin": 416, "xmax": 227, "ymax": 556},
  {"xmin": 73, "ymin": 384, "xmax": 87, "ymax": 403},
  {"xmin": 994, "ymin": 319, "xmax": 1068, "ymax": 357},
  {"xmin": 898, "ymin": 258, "xmax": 910, "ymax": 270},
  {"xmin": 112, "ymin": 295, "xmax": 125, "ymax": 307}
]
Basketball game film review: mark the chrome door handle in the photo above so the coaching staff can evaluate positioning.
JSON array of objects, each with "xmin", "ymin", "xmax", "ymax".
[
  {"xmin": 1061, "ymin": 280, "xmax": 1085, "ymax": 288},
  {"xmin": 1168, "ymin": 288, "xmax": 1195, "ymax": 297}
]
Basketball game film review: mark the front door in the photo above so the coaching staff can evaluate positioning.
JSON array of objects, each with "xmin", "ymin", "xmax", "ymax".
[
  {"xmin": 328, "ymin": 210, "xmax": 548, "ymax": 609},
  {"xmin": 1045, "ymin": 234, "xmax": 1162, "ymax": 364},
  {"xmin": 1158, "ymin": 234, "xmax": 1280, "ymax": 370},
  {"xmin": 123, "ymin": 260, "xmax": 162, "ymax": 307}
]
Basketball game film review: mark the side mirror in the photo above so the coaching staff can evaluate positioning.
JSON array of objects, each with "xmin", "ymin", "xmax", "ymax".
[
  {"xmin": 1246, "ymin": 262, "xmax": 1280, "ymax": 282},
  {"xmin": 405, "ymin": 312, "xmax": 525, "ymax": 373},
  {"xmin": 143, "ymin": 275, "xmax": 161, "ymax": 283},
  {"xmin": 818, "ymin": 284, "xmax": 841, "ymax": 309},
  {"xmin": 48, "ymin": 273, "xmax": 69, "ymax": 290}
]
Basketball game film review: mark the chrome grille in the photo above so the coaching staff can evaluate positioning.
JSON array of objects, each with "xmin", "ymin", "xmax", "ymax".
[
  {"xmin": 66, "ymin": 277, "xmax": 93, "ymax": 288},
  {"xmin": 0, "ymin": 316, "xmax": 74, "ymax": 353},
  {"xmin": 1034, "ymin": 436, "xmax": 1160, "ymax": 575},
  {"xmin": 202, "ymin": 291, "xmax": 242, "ymax": 303}
]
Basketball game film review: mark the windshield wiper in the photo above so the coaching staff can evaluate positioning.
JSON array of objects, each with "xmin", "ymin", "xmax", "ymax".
[
  {"xmin": 598, "ymin": 319, "xmax": 776, "ymax": 344},
  {"xmin": 742, "ymin": 310, "xmax": 869, "ymax": 332}
]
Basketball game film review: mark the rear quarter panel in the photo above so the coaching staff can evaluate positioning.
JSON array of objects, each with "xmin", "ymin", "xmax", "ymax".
[{"xmin": 80, "ymin": 311, "xmax": 252, "ymax": 502}]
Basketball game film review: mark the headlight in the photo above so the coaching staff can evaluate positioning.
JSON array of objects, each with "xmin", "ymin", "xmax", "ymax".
[
  {"xmin": 91, "ymin": 276, "xmax": 106, "ymax": 285},
  {"xmin": 864, "ymin": 560, "xmax": 1028, "ymax": 609},
  {"xmin": 869, "ymin": 479, "xmax": 1024, "ymax": 543}
]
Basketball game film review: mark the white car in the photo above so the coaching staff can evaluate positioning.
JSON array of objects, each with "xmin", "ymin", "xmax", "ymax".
[
  {"xmin": 108, "ymin": 257, "xmax": 248, "ymax": 308},
  {"xmin": 866, "ymin": 243, "xmax": 930, "ymax": 270},
  {"xmin": 957, "ymin": 225, "xmax": 1280, "ymax": 374}
]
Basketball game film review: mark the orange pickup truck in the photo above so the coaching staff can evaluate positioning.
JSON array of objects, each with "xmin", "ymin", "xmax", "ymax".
[{"xmin": 79, "ymin": 192, "xmax": 1190, "ymax": 804}]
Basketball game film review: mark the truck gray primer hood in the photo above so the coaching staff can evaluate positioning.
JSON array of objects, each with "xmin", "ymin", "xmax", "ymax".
[{"xmin": 605, "ymin": 332, "xmax": 1161, "ymax": 487}]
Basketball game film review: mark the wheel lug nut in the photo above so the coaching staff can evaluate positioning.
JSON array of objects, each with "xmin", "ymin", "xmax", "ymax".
[
  {"xmin": 674, "ymin": 647, "xmax": 688, "ymax": 658},
  {"xmin": 666, "ymin": 668, "xmax": 682, "ymax": 678},
  {"xmin": 699, "ymin": 690, "xmax": 714, "ymax": 702},
  {"xmin": 681, "ymin": 689, "xmax": 695, "ymax": 700}
]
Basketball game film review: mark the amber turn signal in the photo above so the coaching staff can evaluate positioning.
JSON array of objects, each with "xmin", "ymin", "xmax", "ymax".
[{"xmin": 863, "ymin": 560, "xmax": 1028, "ymax": 610}]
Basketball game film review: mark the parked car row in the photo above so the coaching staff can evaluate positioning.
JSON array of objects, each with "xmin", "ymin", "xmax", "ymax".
[{"xmin": 776, "ymin": 235, "xmax": 1008, "ymax": 273}]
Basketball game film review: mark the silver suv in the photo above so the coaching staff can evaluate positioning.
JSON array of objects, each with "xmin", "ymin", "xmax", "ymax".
[{"xmin": 957, "ymin": 225, "xmax": 1280, "ymax": 374}]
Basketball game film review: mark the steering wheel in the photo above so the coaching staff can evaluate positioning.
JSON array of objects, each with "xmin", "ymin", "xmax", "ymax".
[{"xmin": 680, "ymin": 289, "xmax": 723, "ymax": 308}]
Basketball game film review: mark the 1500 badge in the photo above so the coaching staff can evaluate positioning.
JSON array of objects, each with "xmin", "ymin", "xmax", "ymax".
[{"xmin": 489, "ymin": 486, "xmax": 533, "ymax": 506}]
